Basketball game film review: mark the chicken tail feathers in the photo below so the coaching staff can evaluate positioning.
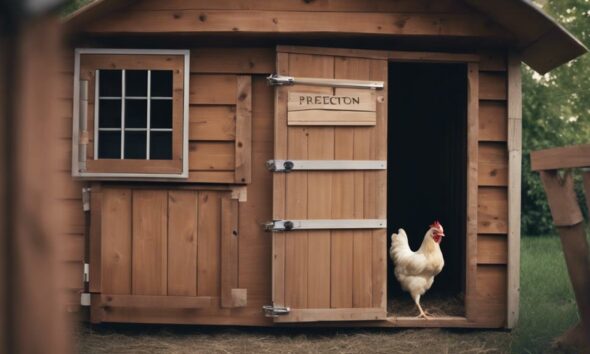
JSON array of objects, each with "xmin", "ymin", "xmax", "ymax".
[{"xmin": 390, "ymin": 228, "xmax": 411, "ymax": 261}]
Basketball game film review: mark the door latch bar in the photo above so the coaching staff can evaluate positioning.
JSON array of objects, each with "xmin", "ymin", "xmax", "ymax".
[
  {"xmin": 262, "ymin": 305, "xmax": 291, "ymax": 317},
  {"xmin": 265, "ymin": 219, "xmax": 387, "ymax": 232},
  {"xmin": 267, "ymin": 74, "xmax": 384, "ymax": 89},
  {"xmin": 266, "ymin": 160, "xmax": 386, "ymax": 172}
]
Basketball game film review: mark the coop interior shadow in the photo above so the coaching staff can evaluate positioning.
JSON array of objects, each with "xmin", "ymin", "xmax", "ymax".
[{"xmin": 387, "ymin": 62, "xmax": 467, "ymax": 316}]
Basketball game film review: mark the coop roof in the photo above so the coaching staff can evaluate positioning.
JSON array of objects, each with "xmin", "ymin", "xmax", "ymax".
[{"xmin": 65, "ymin": 0, "xmax": 587, "ymax": 74}]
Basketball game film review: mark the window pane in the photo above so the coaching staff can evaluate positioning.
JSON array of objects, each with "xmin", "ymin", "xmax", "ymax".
[
  {"xmin": 125, "ymin": 99, "xmax": 147, "ymax": 128},
  {"xmin": 99, "ymin": 70, "xmax": 122, "ymax": 97},
  {"xmin": 98, "ymin": 131, "xmax": 121, "ymax": 159},
  {"xmin": 98, "ymin": 99, "xmax": 122, "ymax": 128},
  {"xmin": 151, "ymin": 100, "xmax": 172, "ymax": 129},
  {"xmin": 126, "ymin": 70, "xmax": 148, "ymax": 97},
  {"xmin": 124, "ymin": 131, "xmax": 147, "ymax": 159},
  {"xmin": 151, "ymin": 70, "xmax": 173, "ymax": 97},
  {"xmin": 150, "ymin": 132, "xmax": 172, "ymax": 160}
]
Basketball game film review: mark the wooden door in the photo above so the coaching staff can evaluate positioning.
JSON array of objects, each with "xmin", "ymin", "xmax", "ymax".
[
  {"xmin": 90, "ymin": 186, "xmax": 245, "ymax": 323},
  {"xmin": 269, "ymin": 46, "xmax": 388, "ymax": 323}
]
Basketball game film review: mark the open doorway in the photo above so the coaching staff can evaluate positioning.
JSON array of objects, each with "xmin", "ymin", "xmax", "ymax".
[{"xmin": 387, "ymin": 62, "xmax": 468, "ymax": 317}]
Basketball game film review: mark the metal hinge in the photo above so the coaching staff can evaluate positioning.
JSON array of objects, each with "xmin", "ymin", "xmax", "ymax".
[
  {"xmin": 263, "ymin": 305, "xmax": 290, "ymax": 317},
  {"xmin": 266, "ymin": 74, "xmax": 384, "ymax": 89},
  {"xmin": 82, "ymin": 187, "xmax": 91, "ymax": 212},
  {"xmin": 80, "ymin": 262, "xmax": 91, "ymax": 307},
  {"xmin": 265, "ymin": 219, "xmax": 387, "ymax": 232},
  {"xmin": 83, "ymin": 263, "xmax": 90, "ymax": 283}
]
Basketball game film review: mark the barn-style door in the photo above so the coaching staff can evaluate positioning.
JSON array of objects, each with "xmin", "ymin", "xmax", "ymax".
[{"xmin": 266, "ymin": 46, "xmax": 388, "ymax": 323}]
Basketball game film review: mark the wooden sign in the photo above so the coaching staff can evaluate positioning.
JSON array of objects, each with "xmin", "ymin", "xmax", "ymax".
[{"xmin": 287, "ymin": 90, "xmax": 377, "ymax": 126}]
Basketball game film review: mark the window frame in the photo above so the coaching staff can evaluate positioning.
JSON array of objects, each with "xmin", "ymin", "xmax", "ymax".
[{"xmin": 72, "ymin": 48, "xmax": 190, "ymax": 179}]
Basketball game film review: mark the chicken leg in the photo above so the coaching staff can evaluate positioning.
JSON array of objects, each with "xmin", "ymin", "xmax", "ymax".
[{"xmin": 413, "ymin": 294, "xmax": 431, "ymax": 319}]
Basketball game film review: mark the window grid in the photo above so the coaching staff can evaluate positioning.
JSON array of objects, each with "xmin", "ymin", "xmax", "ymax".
[{"xmin": 96, "ymin": 69, "xmax": 173, "ymax": 160}]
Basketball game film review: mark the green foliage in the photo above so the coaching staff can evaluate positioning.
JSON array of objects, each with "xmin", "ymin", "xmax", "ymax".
[
  {"xmin": 522, "ymin": 0, "xmax": 590, "ymax": 235},
  {"xmin": 61, "ymin": 0, "xmax": 92, "ymax": 15}
]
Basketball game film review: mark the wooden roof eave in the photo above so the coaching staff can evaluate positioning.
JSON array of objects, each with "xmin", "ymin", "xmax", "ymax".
[
  {"xmin": 64, "ymin": 0, "xmax": 587, "ymax": 74},
  {"xmin": 462, "ymin": 0, "xmax": 588, "ymax": 74}
]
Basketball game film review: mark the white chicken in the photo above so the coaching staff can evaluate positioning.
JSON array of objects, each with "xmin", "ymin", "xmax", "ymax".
[{"xmin": 390, "ymin": 221, "xmax": 445, "ymax": 319}]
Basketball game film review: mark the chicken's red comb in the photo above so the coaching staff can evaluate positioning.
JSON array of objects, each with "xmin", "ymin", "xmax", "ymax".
[{"xmin": 430, "ymin": 220, "xmax": 443, "ymax": 230}]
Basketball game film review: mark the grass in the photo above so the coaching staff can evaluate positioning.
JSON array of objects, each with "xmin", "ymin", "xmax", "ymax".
[
  {"xmin": 77, "ymin": 234, "xmax": 585, "ymax": 354},
  {"xmin": 511, "ymin": 234, "xmax": 583, "ymax": 353}
]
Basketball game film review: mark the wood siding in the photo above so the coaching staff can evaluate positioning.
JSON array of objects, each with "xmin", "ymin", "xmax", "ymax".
[
  {"xmin": 476, "ymin": 51, "xmax": 509, "ymax": 328},
  {"xmin": 57, "ymin": 0, "xmax": 513, "ymax": 328},
  {"xmin": 77, "ymin": 0, "xmax": 512, "ymax": 42}
]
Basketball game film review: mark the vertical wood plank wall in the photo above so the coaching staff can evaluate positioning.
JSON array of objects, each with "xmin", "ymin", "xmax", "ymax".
[
  {"xmin": 475, "ymin": 51, "xmax": 510, "ymax": 327},
  {"xmin": 56, "ymin": 48, "xmax": 272, "ymax": 315},
  {"xmin": 57, "ymin": 47, "xmax": 512, "ymax": 327}
]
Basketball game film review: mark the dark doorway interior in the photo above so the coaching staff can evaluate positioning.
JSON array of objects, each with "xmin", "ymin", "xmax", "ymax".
[{"xmin": 387, "ymin": 62, "xmax": 468, "ymax": 316}]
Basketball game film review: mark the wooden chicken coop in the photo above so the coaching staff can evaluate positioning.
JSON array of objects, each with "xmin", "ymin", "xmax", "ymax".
[{"xmin": 58, "ymin": 0, "xmax": 587, "ymax": 328}]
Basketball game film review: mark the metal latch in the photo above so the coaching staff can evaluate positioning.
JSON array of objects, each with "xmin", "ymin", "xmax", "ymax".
[
  {"xmin": 263, "ymin": 305, "xmax": 290, "ymax": 317},
  {"xmin": 266, "ymin": 160, "xmax": 294, "ymax": 172},
  {"xmin": 82, "ymin": 187, "xmax": 91, "ymax": 212},
  {"xmin": 267, "ymin": 74, "xmax": 295, "ymax": 86},
  {"xmin": 265, "ymin": 220, "xmax": 294, "ymax": 232}
]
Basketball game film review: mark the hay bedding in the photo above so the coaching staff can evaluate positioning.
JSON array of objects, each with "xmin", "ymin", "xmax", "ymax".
[
  {"xmin": 388, "ymin": 294, "xmax": 465, "ymax": 317},
  {"xmin": 77, "ymin": 324, "xmax": 510, "ymax": 354}
]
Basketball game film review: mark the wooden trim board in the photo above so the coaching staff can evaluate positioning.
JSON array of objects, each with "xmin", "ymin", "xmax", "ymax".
[
  {"xmin": 531, "ymin": 144, "xmax": 590, "ymax": 171},
  {"xmin": 274, "ymin": 308, "xmax": 387, "ymax": 323},
  {"xmin": 100, "ymin": 295, "xmax": 212, "ymax": 309},
  {"xmin": 465, "ymin": 62, "xmax": 479, "ymax": 321},
  {"xmin": 506, "ymin": 53, "xmax": 522, "ymax": 329}
]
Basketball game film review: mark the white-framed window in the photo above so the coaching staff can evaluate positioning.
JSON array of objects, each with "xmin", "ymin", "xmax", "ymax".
[{"xmin": 72, "ymin": 48, "xmax": 190, "ymax": 179}]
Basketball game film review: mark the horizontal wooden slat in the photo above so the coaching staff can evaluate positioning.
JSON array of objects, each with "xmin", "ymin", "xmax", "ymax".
[
  {"xmin": 55, "ymin": 171, "xmax": 84, "ymax": 200},
  {"xmin": 289, "ymin": 111, "xmax": 376, "ymax": 126},
  {"xmin": 58, "ymin": 199, "xmax": 85, "ymax": 234},
  {"xmin": 279, "ymin": 46, "xmax": 480, "ymax": 62},
  {"xmin": 57, "ymin": 138, "xmax": 72, "ymax": 172},
  {"xmin": 477, "ymin": 235, "xmax": 508, "ymax": 264},
  {"xmin": 476, "ymin": 264, "xmax": 507, "ymax": 299},
  {"xmin": 190, "ymin": 106, "xmax": 236, "ymax": 141},
  {"xmin": 84, "ymin": 11, "xmax": 512, "ymax": 40},
  {"xmin": 478, "ymin": 142, "xmax": 508, "ymax": 186},
  {"xmin": 190, "ymin": 74, "xmax": 237, "ymax": 105},
  {"xmin": 99, "ymin": 295, "xmax": 212, "ymax": 309},
  {"xmin": 61, "ymin": 261, "xmax": 83, "ymax": 290},
  {"xmin": 387, "ymin": 316, "xmax": 471, "ymax": 328},
  {"xmin": 479, "ymin": 101, "xmax": 507, "ymax": 142},
  {"xmin": 479, "ymin": 72, "xmax": 507, "ymax": 100},
  {"xmin": 189, "ymin": 141, "xmax": 235, "ymax": 171},
  {"xmin": 60, "ymin": 234, "xmax": 85, "ymax": 262},
  {"xmin": 57, "ymin": 97, "xmax": 73, "ymax": 118},
  {"xmin": 190, "ymin": 48, "xmax": 274, "ymax": 74},
  {"xmin": 478, "ymin": 187, "xmax": 508, "ymax": 234},
  {"xmin": 531, "ymin": 144, "xmax": 590, "ymax": 171},
  {"xmin": 134, "ymin": 0, "xmax": 471, "ymax": 13},
  {"xmin": 478, "ymin": 51, "xmax": 507, "ymax": 71},
  {"xmin": 188, "ymin": 171, "xmax": 236, "ymax": 183},
  {"xmin": 274, "ymin": 308, "xmax": 387, "ymax": 323},
  {"xmin": 59, "ymin": 117, "xmax": 73, "ymax": 139}
]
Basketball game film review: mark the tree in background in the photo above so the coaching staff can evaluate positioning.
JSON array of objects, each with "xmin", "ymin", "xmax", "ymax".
[
  {"xmin": 62, "ymin": 0, "xmax": 91, "ymax": 14},
  {"xmin": 522, "ymin": 0, "xmax": 590, "ymax": 235}
]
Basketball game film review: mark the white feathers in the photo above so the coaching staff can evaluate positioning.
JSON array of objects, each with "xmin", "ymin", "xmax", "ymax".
[{"xmin": 389, "ymin": 227, "xmax": 445, "ymax": 300}]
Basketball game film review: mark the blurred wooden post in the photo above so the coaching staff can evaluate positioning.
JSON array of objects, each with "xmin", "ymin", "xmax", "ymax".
[
  {"xmin": 531, "ymin": 145, "xmax": 590, "ymax": 352},
  {"xmin": 0, "ymin": 2, "xmax": 71, "ymax": 354}
]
